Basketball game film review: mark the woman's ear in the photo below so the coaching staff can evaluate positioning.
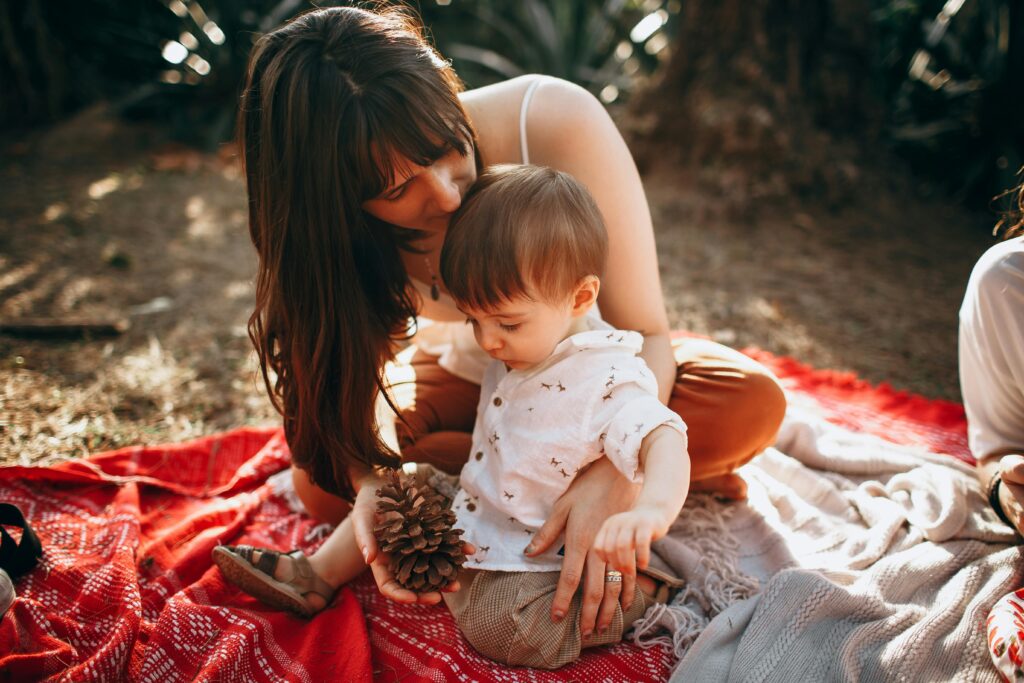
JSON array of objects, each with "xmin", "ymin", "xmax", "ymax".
[{"xmin": 570, "ymin": 275, "xmax": 600, "ymax": 317}]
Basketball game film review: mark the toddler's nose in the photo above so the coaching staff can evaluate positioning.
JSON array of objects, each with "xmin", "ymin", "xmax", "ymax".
[{"xmin": 479, "ymin": 330, "xmax": 503, "ymax": 352}]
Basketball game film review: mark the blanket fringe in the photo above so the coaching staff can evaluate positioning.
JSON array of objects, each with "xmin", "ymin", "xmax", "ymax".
[{"xmin": 629, "ymin": 494, "xmax": 759, "ymax": 660}]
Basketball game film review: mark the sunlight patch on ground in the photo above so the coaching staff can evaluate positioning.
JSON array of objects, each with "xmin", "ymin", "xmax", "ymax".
[
  {"xmin": 115, "ymin": 335, "xmax": 194, "ymax": 397},
  {"xmin": 224, "ymin": 281, "xmax": 252, "ymax": 300},
  {"xmin": 54, "ymin": 276, "xmax": 97, "ymax": 312},
  {"xmin": 185, "ymin": 195, "xmax": 224, "ymax": 240},
  {"xmin": 0, "ymin": 261, "xmax": 42, "ymax": 298},
  {"xmin": 43, "ymin": 202, "xmax": 68, "ymax": 223},
  {"xmin": 2, "ymin": 266, "xmax": 69, "ymax": 316},
  {"xmin": 88, "ymin": 174, "xmax": 122, "ymax": 200}
]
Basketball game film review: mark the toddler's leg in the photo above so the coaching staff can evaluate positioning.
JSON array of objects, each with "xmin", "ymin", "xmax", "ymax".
[{"xmin": 443, "ymin": 569, "xmax": 649, "ymax": 669}]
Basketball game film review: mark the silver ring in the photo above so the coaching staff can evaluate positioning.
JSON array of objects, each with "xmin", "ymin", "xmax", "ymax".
[{"xmin": 605, "ymin": 570, "xmax": 623, "ymax": 583}]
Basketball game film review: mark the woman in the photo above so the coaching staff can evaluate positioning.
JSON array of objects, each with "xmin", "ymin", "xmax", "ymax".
[{"xmin": 216, "ymin": 5, "xmax": 786, "ymax": 635}]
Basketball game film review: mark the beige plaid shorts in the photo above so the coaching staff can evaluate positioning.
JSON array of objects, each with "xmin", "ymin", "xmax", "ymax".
[{"xmin": 442, "ymin": 567, "xmax": 654, "ymax": 669}]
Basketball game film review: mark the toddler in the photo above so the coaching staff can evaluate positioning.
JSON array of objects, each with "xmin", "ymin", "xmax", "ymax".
[{"xmin": 435, "ymin": 164, "xmax": 691, "ymax": 668}]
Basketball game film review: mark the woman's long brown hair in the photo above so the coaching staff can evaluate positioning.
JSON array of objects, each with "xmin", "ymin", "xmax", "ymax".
[{"xmin": 239, "ymin": 6, "xmax": 475, "ymax": 500}]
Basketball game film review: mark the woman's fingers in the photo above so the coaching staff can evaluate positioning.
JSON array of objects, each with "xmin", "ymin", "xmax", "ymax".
[
  {"xmin": 596, "ymin": 550, "xmax": 634, "ymax": 635},
  {"xmin": 1000, "ymin": 478, "xmax": 1024, "ymax": 535},
  {"xmin": 351, "ymin": 480, "xmax": 383, "ymax": 563},
  {"xmin": 350, "ymin": 507, "xmax": 377, "ymax": 564},
  {"xmin": 548, "ymin": 457, "xmax": 639, "ymax": 622},
  {"xmin": 368, "ymin": 559, "xmax": 416, "ymax": 603},
  {"xmin": 1000, "ymin": 454, "xmax": 1024, "ymax": 486},
  {"xmin": 595, "ymin": 564, "xmax": 622, "ymax": 638},
  {"xmin": 592, "ymin": 524, "xmax": 611, "ymax": 564},
  {"xmin": 550, "ymin": 537, "xmax": 585, "ymax": 622},
  {"xmin": 527, "ymin": 501, "xmax": 570, "ymax": 556},
  {"xmin": 578, "ymin": 550, "xmax": 606, "ymax": 636},
  {"xmin": 369, "ymin": 556, "xmax": 447, "ymax": 605}
]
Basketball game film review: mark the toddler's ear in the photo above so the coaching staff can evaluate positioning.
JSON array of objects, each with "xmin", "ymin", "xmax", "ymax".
[{"xmin": 571, "ymin": 275, "xmax": 600, "ymax": 317}]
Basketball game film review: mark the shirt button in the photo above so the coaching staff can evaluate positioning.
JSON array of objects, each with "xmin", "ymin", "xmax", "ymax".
[{"xmin": 493, "ymin": 397, "xmax": 502, "ymax": 406}]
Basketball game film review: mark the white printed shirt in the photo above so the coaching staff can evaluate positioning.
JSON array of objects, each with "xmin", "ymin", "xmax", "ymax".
[{"xmin": 452, "ymin": 317, "xmax": 688, "ymax": 571}]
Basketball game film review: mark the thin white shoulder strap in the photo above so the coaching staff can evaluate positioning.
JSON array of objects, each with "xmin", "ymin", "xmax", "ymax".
[{"xmin": 519, "ymin": 77, "xmax": 543, "ymax": 165}]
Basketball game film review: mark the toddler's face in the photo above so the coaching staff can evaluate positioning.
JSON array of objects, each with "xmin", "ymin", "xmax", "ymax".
[{"xmin": 460, "ymin": 295, "xmax": 576, "ymax": 371}]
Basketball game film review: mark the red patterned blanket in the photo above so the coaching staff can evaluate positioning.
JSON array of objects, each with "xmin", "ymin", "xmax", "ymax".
[{"xmin": 0, "ymin": 350, "xmax": 969, "ymax": 682}]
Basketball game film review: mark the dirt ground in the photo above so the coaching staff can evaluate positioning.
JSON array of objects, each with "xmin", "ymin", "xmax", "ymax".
[{"xmin": 0, "ymin": 106, "xmax": 997, "ymax": 466}]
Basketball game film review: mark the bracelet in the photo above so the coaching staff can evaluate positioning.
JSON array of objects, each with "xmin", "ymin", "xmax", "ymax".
[{"xmin": 987, "ymin": 472, "xmax": 1016, "ymax": 528}]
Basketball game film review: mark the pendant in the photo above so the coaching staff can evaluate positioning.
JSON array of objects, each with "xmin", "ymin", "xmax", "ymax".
[{"xmin": 430, "ymin": 280, "xmax": 440, "ymax": 301}]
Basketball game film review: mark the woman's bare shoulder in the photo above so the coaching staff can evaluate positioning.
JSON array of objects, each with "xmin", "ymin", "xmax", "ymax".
[
  {"xmin": 521, "ymin": 78, "xmax": 619, "ymax": 167},
  {"xmin": 462, "ymin": 75, "xmax": 619, "ymax": 171},
  {"xmin": 461, "ymin": 75, "xmax": 538, "ymax": 164}
]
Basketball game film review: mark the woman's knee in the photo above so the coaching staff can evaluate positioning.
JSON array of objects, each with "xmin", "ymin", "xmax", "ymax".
[
  {"xmin": 291, "ymin": 465, "xmax": 350, "ymax": 525},
  {"xmin": 672, "ymin": 342, "xmax": 787, "ymax": 474},
  {"xmin": 739, "ymin": 369, "xmax": 787, "ymax": 452}
]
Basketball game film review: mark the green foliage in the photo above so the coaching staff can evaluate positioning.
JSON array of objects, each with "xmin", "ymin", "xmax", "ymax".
[
  {"xmin": 872, "ymin": 0, "xmax": 1023, "ymax": 202},
  {"xmin": 0, "ymin": 0, "xmax": 299, "ymax": 145},
  {"xmin": 424, "ymin": 0, "xmax": 677, "ymax": 102},
  {"xmin": 0, "ymin": 0, "xmax": 673, "ymax": 144}
]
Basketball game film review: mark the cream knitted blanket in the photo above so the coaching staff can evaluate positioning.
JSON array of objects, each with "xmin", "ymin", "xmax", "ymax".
[{"xmin": 634, "ymin": 407, "xmax": 1024, "ymax": 682}]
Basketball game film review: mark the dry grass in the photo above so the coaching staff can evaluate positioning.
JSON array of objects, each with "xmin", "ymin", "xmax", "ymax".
[{"xmin": 0, "ymin": 107, "xmax": 996, "ymax": 466}]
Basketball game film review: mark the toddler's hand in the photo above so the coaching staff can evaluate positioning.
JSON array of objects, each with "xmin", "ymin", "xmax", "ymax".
[{"xmin": 593, "ymin": 506, "xmax": 670, "ymax": 572}]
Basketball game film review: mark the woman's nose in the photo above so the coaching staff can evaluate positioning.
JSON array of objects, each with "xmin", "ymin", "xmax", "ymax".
[{"xmin": 428, "ymin": 166, "xmax": 462, "ymax": 214}]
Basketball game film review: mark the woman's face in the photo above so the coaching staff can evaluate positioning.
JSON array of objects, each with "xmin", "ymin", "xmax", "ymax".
[{"xmin": 362, "ymin": 146, "xmax": 477, "ymax": 233}]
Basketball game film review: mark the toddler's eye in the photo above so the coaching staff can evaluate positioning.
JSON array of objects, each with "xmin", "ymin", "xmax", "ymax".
[{"xmin": 500, "ymin": 323, "xmax": 520, "ymax": 333}]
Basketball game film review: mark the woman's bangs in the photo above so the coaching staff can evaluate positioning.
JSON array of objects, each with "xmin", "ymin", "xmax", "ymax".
[{"xmin": 359, "ymin": 86, "xmax": 470, "ymax": 200}]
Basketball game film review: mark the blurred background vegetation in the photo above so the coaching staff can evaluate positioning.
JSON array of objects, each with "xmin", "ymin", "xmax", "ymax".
[
  {"xmin": 1, "ymin": 0, "xmax": 1014, "ymax": 460},
  {"xmin": 1, "ymin": 0, "xmax": 1020, "ymax": 207}
]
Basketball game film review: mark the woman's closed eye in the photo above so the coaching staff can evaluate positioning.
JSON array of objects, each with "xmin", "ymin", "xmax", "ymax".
[{"xmin": 381, "ymin": 183, "xmax": 408, "ymax": 201}]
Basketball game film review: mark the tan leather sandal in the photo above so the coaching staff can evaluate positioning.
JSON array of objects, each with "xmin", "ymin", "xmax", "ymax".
[{"xmin": 212, "ymin": 545, "xmax": 335, "ymax": 618}]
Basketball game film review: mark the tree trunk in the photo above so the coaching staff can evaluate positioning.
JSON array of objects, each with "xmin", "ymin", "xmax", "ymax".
[{"xmin": 630, "ymin": 0, "xmax": 876, "ymax": 197}]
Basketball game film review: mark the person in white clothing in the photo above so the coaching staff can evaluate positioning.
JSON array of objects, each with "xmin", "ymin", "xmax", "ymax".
[
  {"xmin": 434, "ymin": 164, "xmax": 690, "ymax": 668},
  {"xmin": 960, "ymin": 186, "xmax": 1024, "ymax": 533},
  {"xmin": 960, "ymin": 183, "xmax": 1024, "ymax": 679}
]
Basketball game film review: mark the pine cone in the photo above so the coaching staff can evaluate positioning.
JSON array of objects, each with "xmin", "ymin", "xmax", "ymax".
[{"xmin": 374, "ymin": 469, "xmax": 466, "ymax": 592}]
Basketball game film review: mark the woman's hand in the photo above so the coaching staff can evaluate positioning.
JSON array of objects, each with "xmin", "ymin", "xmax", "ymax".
[
  {"xmin": 525, "ymin": 457, "xmax": 641, "ymax": 635},
  {"xmin": 350, "ymin": 469, "xmax": 472, "ymax": 605},
  {"xmin": 996, "ymin": 454, "xmax": 1024, "ymax": 535}
]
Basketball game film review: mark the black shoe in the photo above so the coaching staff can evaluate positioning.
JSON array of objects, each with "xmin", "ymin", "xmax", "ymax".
[{"xmin": 0, "ymin": 503, "xmax": 42, "ymax": 580}]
